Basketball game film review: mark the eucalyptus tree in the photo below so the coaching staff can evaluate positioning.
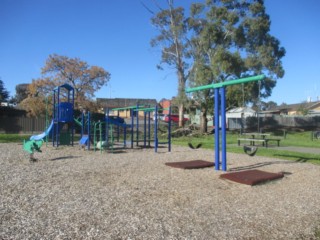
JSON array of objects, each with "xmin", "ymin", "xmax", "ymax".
[
  {"xmin": 150, "ymin": 0, "xmax": 191, "ymax": 127},
  {"xmin": 188, "ymin": 0, "xmax": 285, "ymax": 132}
]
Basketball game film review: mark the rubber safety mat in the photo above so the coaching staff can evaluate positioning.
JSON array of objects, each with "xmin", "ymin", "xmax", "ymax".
[
  {"xmin": 220, "ymin": 169, "xmax": 284, "ymax": 186},
  {"xmin": 165, "ymin": 160, "xmax": 214, "ymax": 169}
]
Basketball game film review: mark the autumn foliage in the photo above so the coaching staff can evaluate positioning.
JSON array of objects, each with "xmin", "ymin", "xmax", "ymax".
[{"xmin": 21, "ymin": 54, "xmax": 111, "ymax": 117}]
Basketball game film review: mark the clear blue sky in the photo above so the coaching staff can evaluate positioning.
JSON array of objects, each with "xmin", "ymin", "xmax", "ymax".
[{"xmin": 0, "ymin": 0, "xmax": 319, "ymax": 105}]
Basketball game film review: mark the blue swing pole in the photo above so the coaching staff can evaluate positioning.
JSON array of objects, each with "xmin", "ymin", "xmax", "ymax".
[
  {"xmin": 144, "ymin": 110, "xmax": 147, "ymax": 148},
  {"xmin": 136, "ymin": 104, "xmax": 139, "ymax": 147},
  {"xmin": 148, "ymin": 111, "xmax": 151, "ymax": 147},
  {"xmin": 71, "ymin": 87, "xmax": 74, "ymax": 146},
  {"xmin": 220, "ymin": 87, "xmax": 227, "ymax": 171},
  {"xmin": 168, "ymin": 105, "xmax": 172, "ymax": 152},
  {"xmin": 186, "ymin": 74, "xmax": 265, "ymax": 171},
  {"xmin": 131, "ymin": 108, "xmax": 134, "ymax": 149},
  {"xmin": 214, "ymin": 88, "xmax": 220, "ymax": 170},
  {"xmin": 56, "ymin": 87, "xmax": 60, "ymax": 147},
  {"xmin": 154, "ymin": 105, "xmax": 158, "ymax": 153},
  {"xmin": 52, "ymin": 90, "xmax": 56, "ymax": 147},
  {"xmin": 87, "ymin": 111, "xmax": 91, "ymax": 150}
]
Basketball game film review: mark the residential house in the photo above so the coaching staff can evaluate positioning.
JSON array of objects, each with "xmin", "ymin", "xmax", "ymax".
[
  {"xmin": 265, "ymin": 101, "xmax": 320, "ymax": 116},
  {"xmin": 97, "ymin": 98, "xmax": 157, "ymax": 118},
  {"xmin": 159, "ymin": 99, "xmax": 171, "ymax": 114},
  {"xmin": 226, "ymin": 107, "xmax": 257, "ymax": 129}
]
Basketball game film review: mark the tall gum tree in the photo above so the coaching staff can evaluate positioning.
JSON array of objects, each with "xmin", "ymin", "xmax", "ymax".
[
  {"xmin": 188, "ymin": 0, "xmax": 285, "ymax": 133},
  {"xmin": 150, "ymin": 0, "xmax": 190, "ymax": 127}
]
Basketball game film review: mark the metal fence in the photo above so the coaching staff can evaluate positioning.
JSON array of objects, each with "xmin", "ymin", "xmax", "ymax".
[
  {"xmin": 0, "ymin": 117, "xmax": 46, "ymax": 134},
  {"xmin": 228, "ymin": 115, "xmax": 320, "ymax": 130}
]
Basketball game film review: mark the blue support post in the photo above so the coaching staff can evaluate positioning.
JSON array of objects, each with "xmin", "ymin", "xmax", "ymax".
[
  {"xmin": 131, "ymin": 109, "xmax": 134, "ymax": 149},
  {"xmin": 52, "ymin": 91, "xmax": 56, "ymax": 147},
  {"xmin": 87, "ymin": 112, "xmax": 91, "ymax": 150},
  {"xmin": 56, "ymin": 87, "xmax": 60, "ymax": 147},
  {"xmin": 168, "ymin": 106, "xmax": 171, "ymax": 152},
  {"xmin": 71, "ymin": 89, "xmax": 74, "ymax": 146},
  {"xmin": 144, "ymin": 111, "xmax": 147, "ymax": 148},
  {"xmin": 117, "ymin": 110, "xmax": 120, "ymax": 142},
  {"xmin": 148, "ymin": 111, "xmax": 151, "ymax": 147},
  {"xmin": 124, "ymin": 124, "xmax": 127, "ymax": 147},
  {"xmin": 106, "ymin": 109, "xmax": 109, "ymax": 147},
  {"xmin": 220, "ymin": 87, "xmax": 227, "ymax": 171},
  {"xmin": 214, "ymin": 88, "xmax": 220, "ymax": 170},
  {"xmin": 154, "ymin": 105, "xmax": 158, "ymax": 152},
  {"xmin": 136, "ymin": 105, "xmax": 139, "ymax": 147}
]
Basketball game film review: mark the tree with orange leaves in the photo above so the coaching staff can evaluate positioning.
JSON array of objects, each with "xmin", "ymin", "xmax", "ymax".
[{"xmin": 21, "ymin": 54, "xmax": 111, "ymax": 116}]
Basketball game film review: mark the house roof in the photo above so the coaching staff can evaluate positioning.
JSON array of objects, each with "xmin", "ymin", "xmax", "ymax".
[
  {"xmin": 227, "ymin": 107, "xmax": 256, "ymax": 113},
  {"xmin": 270, "ymin": 101, "xmax": 320, "ymax": 112},
  {"xmin": 97, "ymin": 98, "xmax": 157, "ymax": 109}
]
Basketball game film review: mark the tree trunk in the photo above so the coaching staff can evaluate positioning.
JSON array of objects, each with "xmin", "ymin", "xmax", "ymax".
[
  {"xmin": 178, "ymin": 103, "xmax": 184, "ymax": 127},
  {"xmin": 177, "ymin": 67, "xmax": 186, "ymax": 128},
  {"xmin": 200, "ymin": 108, "xmax": 208, "ymax": 134}
]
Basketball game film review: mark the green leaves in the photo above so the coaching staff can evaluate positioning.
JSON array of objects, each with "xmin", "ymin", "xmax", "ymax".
[
  {"xmin": 0, "ymin": 79, "xmax": 9, "ymax": 102},
  {"xmin": 150, "ymin": 0, "xmax": 285, "ymax": 129},
  {"xmin": 189, "ymin": 0, "xmax": 285, "ymax": 106}
]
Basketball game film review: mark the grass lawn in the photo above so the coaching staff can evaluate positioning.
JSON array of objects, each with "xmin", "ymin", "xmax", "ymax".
[
  {"xmin": 173, "ymin": 130, "xmax": 320, "ymax": 165},
  {"xmin": 1, "ymin": 130, "xmax": 320, "ymax": 164},
  {"xmin": 0, "ymin": 134, "xmax": 30, "ymax": 143}
]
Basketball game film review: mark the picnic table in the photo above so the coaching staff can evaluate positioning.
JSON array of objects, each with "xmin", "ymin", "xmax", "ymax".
[
  {"xmin": 241, "ymin": 132, "xmax": 271, "ymax": 139},
  {"xmin": 238, "ymin": 132, "xmax": 281, "ymax": 148}
]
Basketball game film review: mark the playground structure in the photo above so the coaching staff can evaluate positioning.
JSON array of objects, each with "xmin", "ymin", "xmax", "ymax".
[
  {"xmin": 22, "ymin": 83, "xmax": 172, "ymax": 157},
  {"xmin": 110, "ymin": 104, "xmax": 172, "ymax": 152},
  {"xmin": 74, "ymin": 104, "xmax": 171, "ymax": 153},
  {"xmin": 74, "ymin": 110, "xmax": 115, "ymax": 152},
  {"xmin": 23, "ymin": 83, "xmax": 75, "ymax": 158},
  {"xmin": 186, "ymin": 74, "xmax": 265, "ymax": 171},
  {"xmin": 52, "ymin": 84, "xmax": 75, "ymax": 147}
]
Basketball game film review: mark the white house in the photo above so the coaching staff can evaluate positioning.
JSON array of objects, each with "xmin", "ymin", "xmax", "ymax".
[
  {"xmin": 226, "ymin": 107, "xmax": 257, "ymax": 129},
  {"xmin": 226, "ymin": 107, "xmax": 256, "ymax": 118}
]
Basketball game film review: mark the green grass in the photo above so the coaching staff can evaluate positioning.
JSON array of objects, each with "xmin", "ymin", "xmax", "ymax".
[
  {"xmin": 0, "ymin": 134, "xmax": 30, "ymax": 143},
  {"xmin": 172, "ymin": 131, "xmax": 320, "ymax": 164},
  {"xmin": 1, "ymin": 131, "xmax": 320, "ymax": 164},
  {"xmin": 0, "ymin": 133, "xmax": 82, "ymax": 143}
]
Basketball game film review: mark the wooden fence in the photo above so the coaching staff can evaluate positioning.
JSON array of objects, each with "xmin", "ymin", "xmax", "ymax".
[
  {"xmin": 1, "ymin": 115, "xmax": 320, "ymax": 134},
  {"xmin": 0, "ymin": 117, "xmax": 46, "ymax": 134}
]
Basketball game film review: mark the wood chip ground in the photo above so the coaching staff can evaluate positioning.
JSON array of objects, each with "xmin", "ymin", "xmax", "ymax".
[{"xmin": 1, "ymin": 143, "xmax": 320, "ymax": 239}]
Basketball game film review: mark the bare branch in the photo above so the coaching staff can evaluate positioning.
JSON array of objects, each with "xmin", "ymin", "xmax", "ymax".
[{"xmin": 140, "ymin": 1, "xmax": 154, "ymax": 15}]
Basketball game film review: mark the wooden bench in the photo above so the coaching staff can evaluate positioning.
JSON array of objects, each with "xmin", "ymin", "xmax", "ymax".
[
  {"xmin": 264, "ymin": 138, "xmax": 281, "ymax": 147},
  {"xmin": 237, "ymin": 138, "xmax": 266, "ymax": 146}
]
